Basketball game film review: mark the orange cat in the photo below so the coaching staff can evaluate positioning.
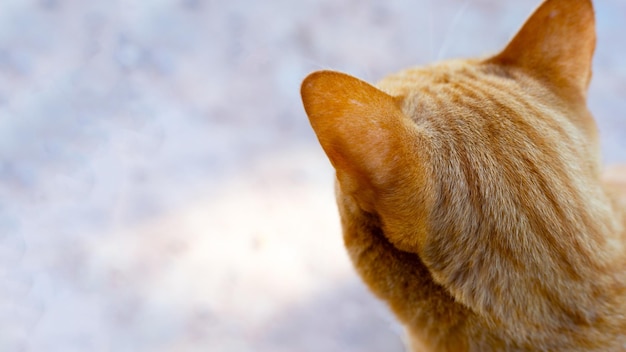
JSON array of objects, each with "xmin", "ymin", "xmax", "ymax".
[{"xmin": 301, "ymin": 0, "xmax": 626, "ymax": 350}]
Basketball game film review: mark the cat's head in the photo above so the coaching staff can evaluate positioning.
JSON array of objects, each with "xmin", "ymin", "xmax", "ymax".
[{"xmin": 301, "ymin": 0, "xmax": 618, "ymax": 325}]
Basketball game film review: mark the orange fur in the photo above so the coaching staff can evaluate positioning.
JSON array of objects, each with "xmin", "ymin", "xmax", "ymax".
[{"xmin": 301, "ymin": 0, "xmax": 626, "ymax": 350}]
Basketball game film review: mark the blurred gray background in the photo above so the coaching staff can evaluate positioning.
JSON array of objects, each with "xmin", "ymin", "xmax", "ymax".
[{"xmin": 1, "ymin": 0, "xmax": 624, "ymax": 351}]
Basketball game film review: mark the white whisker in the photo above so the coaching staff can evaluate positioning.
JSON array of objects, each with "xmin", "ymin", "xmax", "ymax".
[
  {"xmin": 437, "ymin": 0, "xmax": 472, "ymax": 60},
  {"xmin": 429, "ymin": 0, "xmax": 435, "ymax": 61}
]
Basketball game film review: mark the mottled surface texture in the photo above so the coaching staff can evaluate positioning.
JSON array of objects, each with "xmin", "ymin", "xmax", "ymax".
[{"xmin": 0, "ymin": 0, "xmax": 624, "ymax": 351}]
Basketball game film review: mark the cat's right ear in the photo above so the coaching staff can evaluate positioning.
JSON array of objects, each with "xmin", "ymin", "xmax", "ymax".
[
  {"xmin": 301, "ymin": 71, "xmax": 420, "ymax": 206},
  {"xmin": 489, "ymin": 0, "xmax": 595, "ymax": 101}
]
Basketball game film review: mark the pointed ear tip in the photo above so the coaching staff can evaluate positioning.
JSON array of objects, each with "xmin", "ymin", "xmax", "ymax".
[
  {"xmin": 301, "ymin": 70, "xmax": 346, "ymax": 97},
  {"xmin": 300, "ymin": 71, "xmax": 321, "ymax": 100},
  {"xmin": 540, "ymin": 0, "xmax": 593, "ymax": 10},
  {"xmin": 300, "ymin": 71, "xmax": 334, "ymax": 123},
  {"xmin": 541, "ymin": 0, "xmax": 595, "ymax": 20}
]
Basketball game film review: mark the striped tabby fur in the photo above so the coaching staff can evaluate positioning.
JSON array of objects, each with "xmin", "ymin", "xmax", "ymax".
[{"xmin": 301, "ymin": 0, "xmax": 626, "ymax": 350}]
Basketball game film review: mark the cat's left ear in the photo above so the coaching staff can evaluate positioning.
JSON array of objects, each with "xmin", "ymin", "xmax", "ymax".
[
  {"xmin": 301, "ymin": 70, "xmax": 423, "ymax": 209},
  {"xmin": 301, "ymin": 71, "xmax": 432, "ymax": 252},
  {"xmin": 489, "ymin": 0, "xmax": 595, "ymax": 100}
]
